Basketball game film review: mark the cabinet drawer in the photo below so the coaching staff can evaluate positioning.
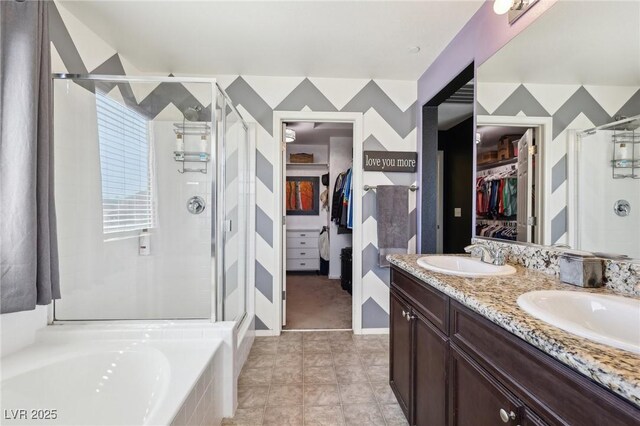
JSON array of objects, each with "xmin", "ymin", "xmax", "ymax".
[
  {"xmin": 391, "ymin": 268, "xmax": 449, "ymax": 334},
  {"xmin": 287, "ymin": 248, "xmax": 319, "ymax": 259},
  {"xmin": 287, "ymin": 230, "xmax": 317, "ymax": 238},
  {"xmin": 450, "ymin": 301, "xmax": 639, "ymax": 426},
  {"xmin": 287, "ymin": 258, "xmax": 319, "ymax": 271},
  {"xmin": 287, "ymin": 237, "xmax": 318, "ymax": 249}
]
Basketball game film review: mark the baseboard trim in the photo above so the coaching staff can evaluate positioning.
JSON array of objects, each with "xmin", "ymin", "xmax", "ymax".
[{"xmin": 355, "ymin": 327, "xmax": 389, "ymax": 335}]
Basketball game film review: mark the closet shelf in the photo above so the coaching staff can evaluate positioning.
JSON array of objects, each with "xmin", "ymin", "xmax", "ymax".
[
  {"xmin": 477, "ymin": 157, "xmax": 517, "ymax": 171},
  {"xmin": 286, "ymin": 162, "xmax": 329, "ymax": 168}
]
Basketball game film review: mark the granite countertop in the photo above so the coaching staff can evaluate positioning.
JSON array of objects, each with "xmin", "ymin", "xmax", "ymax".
[{"xmin": 388, "ymin": 254, "xmax": 640, "ymax": 408}]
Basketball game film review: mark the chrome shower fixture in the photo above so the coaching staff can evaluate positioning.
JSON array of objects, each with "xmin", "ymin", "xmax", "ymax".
[{"xmin": 183, "ymin": 105, "xmax": 202, "ymax": 122}]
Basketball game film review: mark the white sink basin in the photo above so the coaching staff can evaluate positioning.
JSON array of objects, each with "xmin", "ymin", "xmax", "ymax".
[
  {"xmin": 416, "ymin": 255, "xmax": 516, "ymax": 277},
  {"xmin": 517, "ymin": 290, "xmax": 640, "ymax": 354}
]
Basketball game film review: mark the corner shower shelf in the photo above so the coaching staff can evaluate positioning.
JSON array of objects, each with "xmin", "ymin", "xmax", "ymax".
[{"xmin": 174, "ymin": 151, "xmax": 210, "ymax": 174}]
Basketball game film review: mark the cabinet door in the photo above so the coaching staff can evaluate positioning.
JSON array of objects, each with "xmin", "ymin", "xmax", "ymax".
[
  {"xmin": 390, "ymin": 290, "xmax": 413, "ymax": 419},
  {"xmin": 413, "ymin": 311, "xmax": 448, "ymax": 426},
  {"xmin": 450, "ymin": 344, "xmax": 523, "ymax": 426}
]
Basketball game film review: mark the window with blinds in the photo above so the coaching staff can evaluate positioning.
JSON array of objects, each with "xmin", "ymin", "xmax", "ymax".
[{"xmin": 96, "ymin": 92, "xmax": 154, "ymax": 234}]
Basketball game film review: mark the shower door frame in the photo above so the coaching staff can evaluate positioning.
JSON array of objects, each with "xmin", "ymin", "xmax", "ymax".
[{"xmin": 50, "ymin": 74, "xmax": 242, "ymax": 323}]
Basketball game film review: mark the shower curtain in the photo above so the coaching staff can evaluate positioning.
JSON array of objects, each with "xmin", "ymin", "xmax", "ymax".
[{"xmin": 0, "ymin": 0, "xmax": 60, "ymax": 313}]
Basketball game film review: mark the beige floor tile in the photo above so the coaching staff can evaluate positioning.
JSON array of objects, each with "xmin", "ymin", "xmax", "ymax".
[
  {"xmin": 244, "ymin": 353, "xmax": 276, "ymax": 370},
  {"xmin": 341, "ymin": 403, "xmax": 385, "ymax": 426},
  {"xmin": 329, "ymin": 340, "xmax": 357, "ymax": 353},
  {"xmin": 252, "ymin": 341, "xmax": 278, "ymax": 354},
  {"xmin": 354, "ymin": 340, "xmax": 386, "ymax": 353},
  {"xmin": 304, "ymin": 340, "xmax": 332, "ymax": 353},
  {"xmin": 303, "ymin": 331, "xmax": 330, "ymax": 341},
  {"xmin": 304, "ymin": 353, "xmax": 333, "ymax": 368},
  {"xmin": 304, "ymin": 365, "xmax": 337, "ymax": 384},
  {"xmin": 304, "ymin": 405, "xmax": 345, "ymax": 425},
  {"xmin": 327, "ymin": 331, "xmax": 354, "ymax": 342},
  {"xmin": 358, "ymin": 351, "xmax": 389, "ymax": 368},
  {"xmin": 338, "ymin": 383, "xmax": 376, "ymax": 405},
  {"xmin": 263, "ymin": 405, "xmax": 303, "ymax": 425},
  {"xmin": 371, "ymin": 382, "xmax": 398, "ymax": 405},
  {"xmin": 255, "ymin": 336, "xmax": 280, "ymax": 343},
  {"xmin": 278, "ymin": 340, "xmax": 304, "ymax": 353},
  {"xmin": 379, "ymin": 403, "xmax": 409, "ymax": 425},
  {"xmin": 331, "ymin": 352, "xmax": 362, "ymax": 366},
  {"xmin": 280, "ymin": 332, "xmax": 304, "ymax": 342},
  {"xmin": 238, "ymin": 367, "xmax": 273, "ymax": 386},
  {"xmin": 334, "ymin": 364, "xmax": 369, "ymax": 384},
  {"xmin": 272, "ymin": 364, "xmax": 303, "ymax": 384},
  {"xmin": 303, "ymin": 384, "xmax": 341, "ymax": 406},
  {"xmin": 221, "ymin": 407, "xmax": 264, "ymax": 425},
  {"xmin": 276, "ymin": 352, "xmax": 303, "ymax": 367},
  {"xmin": 237, "ymin": 386, "xmax": 269, "ymax": 408},
  {"xmin": 267, "ymin": 384, "xmax": 303, "ymax": 406},
  {"xmin": 365, "ymin": 365, "xmax": 388, "ymax": 383}
]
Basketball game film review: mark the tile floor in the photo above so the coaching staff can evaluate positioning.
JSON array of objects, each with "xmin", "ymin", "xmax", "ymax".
[{"xmin": 222, "ymin": 331, "xmax": 408, "ymax": 426}]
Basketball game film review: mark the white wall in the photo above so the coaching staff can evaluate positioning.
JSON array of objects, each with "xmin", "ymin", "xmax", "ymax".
[
  {"xmin": 576, "ymin": 130, "xmax": 640, "ymax": 258},
  {"xmin": 329, "ymin": 137, "xmax": 354, "ymax": 278}
]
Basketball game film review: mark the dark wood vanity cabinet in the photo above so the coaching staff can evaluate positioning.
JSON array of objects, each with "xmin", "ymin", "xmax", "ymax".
[{"xmin": 389, "ymin": 266, "xmax": 640, "ymax": 426}]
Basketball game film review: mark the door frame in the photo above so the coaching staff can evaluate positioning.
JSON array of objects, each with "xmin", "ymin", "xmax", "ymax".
[
  {"xmin": 476, "ymin": 115, "xmax": 553, "ymax": 245},
  {"xmin": 273, "ymin": 111, "xmax": 364, "ymax": 334}
]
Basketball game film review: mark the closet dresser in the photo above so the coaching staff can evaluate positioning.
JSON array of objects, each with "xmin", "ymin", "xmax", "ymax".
[{"xmin": 286, "ymin": 228, "xmax": 320, "ymax": 271}]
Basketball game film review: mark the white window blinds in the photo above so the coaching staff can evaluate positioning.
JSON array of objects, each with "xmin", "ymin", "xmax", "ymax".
[{"xmin": 96, "ymin": 92, "xmax": 154, "ymax": 234}]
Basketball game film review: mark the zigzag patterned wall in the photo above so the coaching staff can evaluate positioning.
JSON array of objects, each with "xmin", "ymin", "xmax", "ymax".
[
  {"xmin": 49, "ymin": 3, "xmax": 418, "ymax": 331},
  {"xmin": 477, "ymin": 82, "xmax": 640, "ymax": 244}
]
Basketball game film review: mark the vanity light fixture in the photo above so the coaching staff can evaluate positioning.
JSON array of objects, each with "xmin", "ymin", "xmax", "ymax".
[
  {"xmin": 494, "ymin": 0, "xmax": 540, "ymax": 24},
  {"xmin": 493, "ymin": 0, "xmax": 512, "ymax": 15},
  {"xmin": 285, "ymin": 128, "xmax": 296, "ymax": 143}
]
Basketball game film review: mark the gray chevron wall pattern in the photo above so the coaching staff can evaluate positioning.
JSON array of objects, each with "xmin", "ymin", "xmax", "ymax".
[
  {"xmin": 49, "ymin": 4, "xmax": 418, "ymax": 331},
  {"xmin": 477, "ymin": 82, "xmax": 640, "ymax": 244}
]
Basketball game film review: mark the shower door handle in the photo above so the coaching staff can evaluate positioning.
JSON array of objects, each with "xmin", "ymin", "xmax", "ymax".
[{"xmin": 224, "ymin": 220, "xmax": 233, "ymax": 233}]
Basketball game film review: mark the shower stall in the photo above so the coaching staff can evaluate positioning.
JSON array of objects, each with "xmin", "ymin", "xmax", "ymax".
[{"xmin": 51, "ymin": 75, "xmax": 251, "ymax": 323}]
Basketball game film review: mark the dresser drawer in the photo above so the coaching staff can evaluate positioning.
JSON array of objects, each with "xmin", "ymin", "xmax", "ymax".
[
  {"xmin": 287, "ymin": 237, "xmax": 318, "ymax": 249},
  {"xmin": 287, "ymin": 258, "xmax": 319, "ymax": 271},
  {"xmin": 390, "ymin": 267, "xmax": 449, "ymax": 334},
  {"xmin": 287, "ymin": 248, "xmax": 319, "ymax": 259},
  {"xmin": 287, "ymin": 230, "xmax": 318, "ymax": 238}
]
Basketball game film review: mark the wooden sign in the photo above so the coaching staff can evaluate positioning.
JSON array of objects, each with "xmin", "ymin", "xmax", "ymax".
[{"xmin": 363, "ymin": 151, "xmax": 418, "ymax": 172}]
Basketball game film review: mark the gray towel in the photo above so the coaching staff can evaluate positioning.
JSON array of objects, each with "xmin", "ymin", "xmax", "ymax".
[{"xmin": 376, "ymin": 186, "xmax": 409, "ymax": 267}]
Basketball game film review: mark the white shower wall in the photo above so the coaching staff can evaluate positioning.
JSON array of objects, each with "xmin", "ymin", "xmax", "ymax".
[
  {"xmin": 53, "ymin": 82, "xmax": 212, "ymax": 320},
  {"xmin": 576, "ymin": 130, "xmax": 640, "ymax": 258}
]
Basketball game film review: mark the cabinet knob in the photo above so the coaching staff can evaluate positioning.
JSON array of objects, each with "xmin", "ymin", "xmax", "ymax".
[{"xmin": 499, "ymin": 409, "xmax": 516, "ymax": 423}]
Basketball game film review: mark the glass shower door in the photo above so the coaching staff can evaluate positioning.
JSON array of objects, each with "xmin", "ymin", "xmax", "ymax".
[
  {"xmin": 52, "ymin": 76, "xmax": 215, "ymax": 320},
  {"xmin": 220, "ymin": 92, "xmax": 250, "ymax": 322}
]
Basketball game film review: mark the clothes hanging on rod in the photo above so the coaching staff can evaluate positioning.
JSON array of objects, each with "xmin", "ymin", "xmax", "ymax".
[
  {"xmin": 476, "ymin": 165, "xmax": 517, "ymax": 219},
  {"xmin": 476, "ymin": 220, "xmax": 518, "ymax": 241},
  {"xmin": 331, "ymin": 169, "xmax": 353, "ymax": 234}
]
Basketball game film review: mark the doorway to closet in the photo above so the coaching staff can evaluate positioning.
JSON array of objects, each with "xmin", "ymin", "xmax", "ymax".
[{"xmin": 282, "ymin": 121, "xmax": 354, "ymax": 330}]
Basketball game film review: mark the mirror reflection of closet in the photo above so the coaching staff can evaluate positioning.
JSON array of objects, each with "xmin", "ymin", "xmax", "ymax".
[{"xmin": 476, "ymin": 126, "xmax": 538, "ymax": 244}]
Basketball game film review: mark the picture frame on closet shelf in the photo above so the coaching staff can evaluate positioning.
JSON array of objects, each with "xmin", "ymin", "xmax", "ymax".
[{"xmin": 286, "ymin": 176, "xmax": 320, "ymax": 216}]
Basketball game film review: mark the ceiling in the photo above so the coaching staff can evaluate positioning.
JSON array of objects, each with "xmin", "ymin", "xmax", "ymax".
[
  {"xmin": 476, "ymin": 125, "xmax": 525, "ymax": 153},
  {"xmin": 285, "ymin": 121, "xmax": 352, "ymax": 145},
  {"xmin": 58, "ymin": 0, "xmax": 484, "ymax": 80},
  {"xmin": 478, "ymin": 1, "xmax": 640, "ymax": 85},
  {"xmin": 438, "ymin": 81, "xmax": 474, "ymax": 130}
]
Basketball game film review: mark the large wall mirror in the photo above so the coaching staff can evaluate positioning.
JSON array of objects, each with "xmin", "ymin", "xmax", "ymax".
[{"xmin": 475, "ymin": 1, "xmax": 640, "ymax": 259}]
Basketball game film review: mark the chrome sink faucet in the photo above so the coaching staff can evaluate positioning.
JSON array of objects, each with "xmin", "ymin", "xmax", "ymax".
[{"xmin": 464, "ymin": 244, "xmax": 506, "ymax": 266}]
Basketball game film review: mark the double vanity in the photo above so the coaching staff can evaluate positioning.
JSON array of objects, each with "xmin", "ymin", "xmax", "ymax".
[{"xmin": 388, "ymin": 253, "xmax": 640, "ymax": 426}]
